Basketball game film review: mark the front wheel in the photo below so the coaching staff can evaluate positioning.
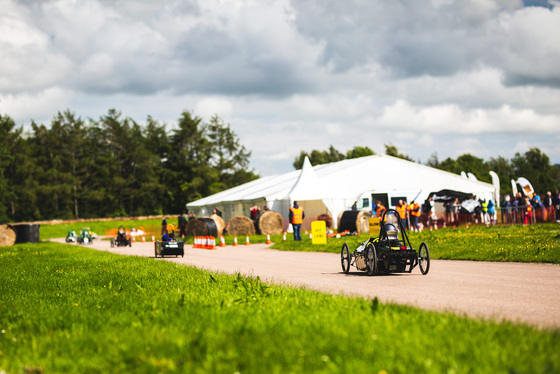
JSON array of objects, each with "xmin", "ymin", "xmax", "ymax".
[
  {"xmin": 341, "ymin": 243, "xmax": 350, "ymax": 274},
  {"xmin": 365, "ymin": 242, "xmax": 377, "ymax": 276},
  {"xmin": 419, "ymin": 242, "xmax": 430, "ymax": 275}
]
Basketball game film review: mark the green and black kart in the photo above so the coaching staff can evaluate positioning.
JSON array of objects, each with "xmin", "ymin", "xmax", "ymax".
[{"xmin": 341, "ymin": 209, "xmax": 430, "ymax": 275}]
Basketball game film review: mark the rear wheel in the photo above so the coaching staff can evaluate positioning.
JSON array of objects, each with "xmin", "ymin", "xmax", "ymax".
[
  {"xmin": 341, "ymin": 243, "xmax": 350, "ymax": 274},
  {"xmin": 419, "ymin": 242, "xmax": 430, "ymax": 275},
  {"xmin": 366, "ymin": 242, "xmax": 377, "ymax": 276}
]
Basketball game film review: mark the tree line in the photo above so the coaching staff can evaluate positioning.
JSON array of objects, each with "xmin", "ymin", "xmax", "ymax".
[
  {"xmin": 294, "ymin": 144, "xmax": 560, "ymax": 196},
  {"xmin": 0, "ymin": 110, "xmax": 257, "ymax": 223}
]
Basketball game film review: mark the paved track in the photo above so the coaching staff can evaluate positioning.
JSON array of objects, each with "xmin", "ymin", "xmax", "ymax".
[{"xmin": 58, "ymin": 238, "xmax": 560, "ymax": 329}]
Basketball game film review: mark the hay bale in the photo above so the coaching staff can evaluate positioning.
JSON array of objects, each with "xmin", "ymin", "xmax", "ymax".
[
  {"xmin": 317, "ymin": 214, "xmax": 333, "ymax": 228},
  {"xmin": 210, "ymin": 214, "xmax": 225, "ymax": 237},
  {"xmin": 257, "ymin": 211, "xmax": 283, "ymax": 235},
  {"xmin": 226, "ymin": 215, "xmax": 255, "ymax": 236},
  {"xmin": 0, "ymin": 225, "xmax": 16, "ymax": 246},
  {"xmin": 356, "ymin": 210, "xmax": 371, "ymax": 234}
]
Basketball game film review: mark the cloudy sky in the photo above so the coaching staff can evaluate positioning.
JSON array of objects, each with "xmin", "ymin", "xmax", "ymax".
[{"xmin": 1, "ymin": 0, "xmax": 559, "ymax": 176}]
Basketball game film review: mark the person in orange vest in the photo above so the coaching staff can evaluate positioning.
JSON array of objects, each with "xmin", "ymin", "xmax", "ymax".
[
  {"xmin": 289, "ymin": 201, "xmax": 305, "ymax": 241},
  {"xmin": 408, "ymin": 200, "xmax": 421, "ymax": 231},
  {"xmin": 375, "ymin": 200, "xmax": 386, "ymax": 218},
  {"xmin": 396, "ymin": 199, "xmax": 408, "ymax": 230}
]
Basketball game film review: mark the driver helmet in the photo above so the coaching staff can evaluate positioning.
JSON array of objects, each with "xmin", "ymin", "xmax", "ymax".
[{"xmin": 385, "ymin": 223, "xmax": 398, "ymax": 240}]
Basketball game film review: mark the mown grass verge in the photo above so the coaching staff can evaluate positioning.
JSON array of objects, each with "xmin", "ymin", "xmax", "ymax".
[
  {"xmin": 1, "ymin": 242, "xmax": 559, "ymax": 373},
  {"xmin": 270, "ymin": 223, "xmax": 560, "ymax": 264},
  {"xmin": 39, "ymin": 218, "xmax": 165, "ymax": 240}
]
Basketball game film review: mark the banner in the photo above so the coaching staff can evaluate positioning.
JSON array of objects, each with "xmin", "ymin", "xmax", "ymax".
[{"xmin": 516, "ymin": 177, "xmax": 535, "ymax": 197}]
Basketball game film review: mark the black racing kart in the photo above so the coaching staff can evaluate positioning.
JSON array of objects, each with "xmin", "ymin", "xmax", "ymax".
[
  {"xmin": 110, "ymin": 226, "xmax": 132, "ymax": 247},
  {"xmin": 341, "ymin": 209, "xmax": 430, "ymax": 275}
]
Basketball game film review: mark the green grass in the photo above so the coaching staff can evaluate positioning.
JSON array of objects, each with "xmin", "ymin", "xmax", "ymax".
[
  {"xmin": 1, "ymin": 242, "xmax": 559, "ymax": 373},
  {"xmin": 39, "ymin": 218, "xmax": 165, "ymax": 240},
  {"xmin": 270, "ymin": 223, "xmax": 560, "ymax": 264}
]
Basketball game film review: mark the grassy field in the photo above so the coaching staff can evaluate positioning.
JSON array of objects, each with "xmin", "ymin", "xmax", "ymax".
[
  {"xmin": 39, "ymin": 218, "xmax": 165, "ymax": 240},
  {"xmin": 1, "ymin": 242, "xmax": 558, "ymax": 373},
  {"xmin": 270, "ymin": 223, "xmax": 560, "ymax": 264}
]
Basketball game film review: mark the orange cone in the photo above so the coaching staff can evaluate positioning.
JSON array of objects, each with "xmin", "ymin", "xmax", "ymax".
[
  {"xmin": 282, "ymin": 231, "xmax": 287, "ymax": 242},
  {"xmin": 141, "ymin": 236, "xmax": 146, "ymax": 242},
  {"xmin": 151, "ymin": 235, "xmax": 155, "ymax": 242},
  {"xmin": 266, "ymin": 233, "xmax": 272, "ymax": 245},
  {"xmin": 245, "ymin": 235, "xmax": 250, "ymax": 245},
  {"xmin": 233, "ymin": 235, "xmax": 238, "ymax": 246},
  {"xmin": 208, "ymin": 236, "xmax": 215, "ymax": 250},
  {"xmin": 219, "ymin": 235, "xmax": 226, "ymax": 247}
]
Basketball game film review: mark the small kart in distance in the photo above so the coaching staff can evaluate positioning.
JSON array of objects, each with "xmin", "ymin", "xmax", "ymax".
[
  {"xmin": 66, "ymin": 229, "xmax": 77, "ymax": 243},
  {"xmin": 154, "ymin": 230, "xmax": 184, "ymax": 257},
  {"xmin": 341, "ymin": 209, "xmax": 430, "ymax": 275},
  {"xmin": 77, "ymin": 227, "xmax": 94, "ymax": 245},
  {"xmin": 110, "ymin": 226, "xmax": 132, "ymax": 248}
]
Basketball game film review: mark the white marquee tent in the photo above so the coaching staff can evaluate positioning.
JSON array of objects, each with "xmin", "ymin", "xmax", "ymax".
[{"xmin": 187, "ymin": 154, "xmax": 497, "ymax": 227}]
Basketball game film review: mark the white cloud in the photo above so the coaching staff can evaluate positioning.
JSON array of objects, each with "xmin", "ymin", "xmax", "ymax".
[{"xmin": 1, "ymin": 0, "xmax": 560, "ymax": 174}]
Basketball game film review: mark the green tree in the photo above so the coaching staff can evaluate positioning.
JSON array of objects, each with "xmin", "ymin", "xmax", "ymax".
[
  {"xmin": 0, "ymin": 115, "xmax": 22, "ymax": 222},
  {"xmin": 346, "ymin": 146, "xmax": 374, "ymax": 159},
  {"xmin": 207, "ymin": 115, "xmax": 257, "ymax": 191},
  {"xmin": 487, "ymin": 156, "xmax": 514, "ymax": 195},
  {"xmin": 456, "ymin": 154, "xmax": 491, "ymax": 183},
  {"xmin": 511, "ymin": 148, "xmax": 555, "ymax": 193},
  {"xmin": 385, "ymin": 143, "xmax": 413, "ymax": 161}
]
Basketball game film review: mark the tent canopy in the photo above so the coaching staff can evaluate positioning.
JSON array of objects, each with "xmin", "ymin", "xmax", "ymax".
[{"xmin": 187, "ymin": 154, "xmax": 497, "ymax": 225}]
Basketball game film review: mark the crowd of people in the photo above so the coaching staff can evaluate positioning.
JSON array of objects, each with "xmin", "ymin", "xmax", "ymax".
[{"xmin": 367, "ymin": 189, "xmax": 559, "ymax": 231}]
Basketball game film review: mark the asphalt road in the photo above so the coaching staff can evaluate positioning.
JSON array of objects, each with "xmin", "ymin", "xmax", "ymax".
[{"xmin": 57, "ymin": 238, "xmax": 560, "ymax": 329}]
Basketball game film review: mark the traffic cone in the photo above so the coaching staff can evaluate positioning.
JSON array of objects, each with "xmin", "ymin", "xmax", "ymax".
[
  {"xmin": 282, "ymin": 231, "xmax": 287, "ymax": 242},
  {"xmin": 142, "ymin": 235, "xmax": 146, "ymax": 242},
  {"xmin": 245, "ymin": 235, "xmax": 250, "ymax": 245},
  {"xmin": 435, "ymin": 223, "xmax": 438, "ymax": 230},
  {"xmin": 208, "ymin": 236, "xmax": 216, "ymax": 250},
  {"xmin": 132, "ymin": 236, "xmax": 136, "ymax": 243},
  {"xmin": 466, "ymin": 223, "xmax": 469, "ymax": 229},
  {"xmin": 233, "ymin": 235, "xmax": 238, "ymax": 246},
  {"xmin": 204, "ymin": 236, "xmax": 210, "ymax": 249},
  {"xmin": 309, "ymin": 232, "xmax": 312, "ymax": 239},
  {"xmin": 266, "ymin": 233, "xmax": 272, "ymax": 244},
  {"xmin": 151, "ymin": 235, "xmax": 155, "ymax": 242},
  {"xmin": 219, "ymin": 235, "xmax": 226, "ymax": 247}
]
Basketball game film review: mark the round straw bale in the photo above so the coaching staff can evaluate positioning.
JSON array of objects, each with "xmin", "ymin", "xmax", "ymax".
[
  {"xmin": 226, "ymin": 215, "xmax": 256, "ymax": 236},
  {"xmin": 317, "ymin": 214, "xmax": 333, "ymax": 228},
  {"xmin": 257, "ymin": 211, "xmax": 284, "ymax": 235},
  {"xmin": 356, "ymin": 210, "xmax": 371, "ymax": 234},
  {"xmin": 210, "ymin": 214, "xmax": 225, "ymax": 237},
  {"xmin": 0, "ymin": 225, "xmax": 16, "ymax": 246}
]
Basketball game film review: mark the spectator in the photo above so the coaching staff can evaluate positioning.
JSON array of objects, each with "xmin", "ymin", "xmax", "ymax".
[
  {"xmin": 544, "ymin": 191, "xmax": 554, "ymax": 222},
  {"xmin": 501, "ymin": 195, "xmax": 511, "ymax": 224},
  {"xmin": 289, "ymin": 201, "xmax": 304, "ymax": 241},
  {"xmin": 396, "ymin": 199, "xmax": 408, "ymax": 229},
  {"xmin": 408, "ymin": 200, "xmax": 421, "ymax": 231},
  {"xmin": 524, "ymin": 197, "xmax": 533, "ymax": 225},
  {"xmin": 178, "ymin": 211, "xmax": 187, "ymax": 237},
  {"xmin": 375, "ymin": 200, "xmax": 386, "ymax": 218},
  {"xmin": 553, "ymin": 190, "xmax": 560, "ymax": 222},
  {"xmin": 351, "ymin": 201, "xmax": 358, "ymax": 211},
  {"xmin": 487, "ymin": 199, "xmax": 495, "ymax": 225},
  {"xmin": 161, "ymin": 217, "xmax": 167, "ymax": 237},
  {"xmin": 213, "ymin": 207, "xmax": 222, "ymax": 217}
]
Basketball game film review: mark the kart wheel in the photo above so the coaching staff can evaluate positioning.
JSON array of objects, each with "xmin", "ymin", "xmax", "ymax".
[
  {"xmin": 419, "ymin": 242, "xmax": 430, "ymax": 275},
  {"xmin": 341, "ymin": 243, "xmax": 350, "ymax": 274},
  {"xmin": 366, "ymin": 242, "xmax": 377, "ymax": 276}
]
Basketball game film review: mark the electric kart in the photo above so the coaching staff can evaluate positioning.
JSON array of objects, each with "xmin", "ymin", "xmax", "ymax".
[
  {"xmin": 66, "ymin": 229, "xmax": 77, "ymax": 243},
  {"xmin": 341, "ymin": 209, "xmax": 430, "ymax": 275},
  {"xmin": 77, "ymin": 227, "xmax": 94, "ymax": 245},
  {"xmin": 154, "ymin": 230, "xmax": 184, "ymax": 257},
  {"xmin": 110, "ymin": 226, "xmax": 132, "ymax": 247}
]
